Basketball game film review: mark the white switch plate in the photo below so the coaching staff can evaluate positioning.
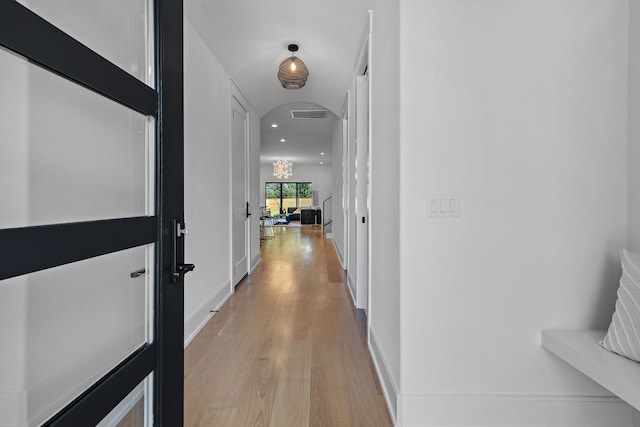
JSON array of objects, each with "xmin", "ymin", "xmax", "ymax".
[{"xmin": 427, "ymin": 193, "xmax": 460, "ymax": 218}]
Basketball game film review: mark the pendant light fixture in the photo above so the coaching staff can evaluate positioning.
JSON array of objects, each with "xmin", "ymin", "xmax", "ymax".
[
  {"xmin": 277, "ymin": 44, "xmax": 309, "ymax": 89},
  {"xmin": 273, "ymin": 160, "xmax": 293, "ymax": 179}
]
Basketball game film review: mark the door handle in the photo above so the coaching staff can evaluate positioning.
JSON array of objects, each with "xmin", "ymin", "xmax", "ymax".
[
  {"xmin": 171, "ymin": 220, "xmax": 195, "ymax": 283},
  {"xmin": 246, "ymin": 202, "xmax": 252, "ymax": 218},
  {"xmin": 130, "ymin": 268, "xmax": 146, "ymax": 278},
  {"xmin": 176, "ymin": 263, "xmax": 195, "ymax": 275}
]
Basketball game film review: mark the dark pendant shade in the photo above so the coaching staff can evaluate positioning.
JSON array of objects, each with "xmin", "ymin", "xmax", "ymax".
[{"xmin": 277, "ymin": 44, "xmax": 309, "ymax": 89}]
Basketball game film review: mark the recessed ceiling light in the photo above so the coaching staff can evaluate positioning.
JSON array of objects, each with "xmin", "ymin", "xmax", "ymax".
[
  {"xmin": 320, "ymin": 152, "xmax": 325, "ymax": 155},
  {"xmin": 280, "ymin": 139, "xmax": 286, "ymax": 142},
  {"xmin": 320, "ymin": 162, "xmax": 324, "ymax": 165},
  {"xmin": 271, "ymin": 123, "xmax": 278, "ymax": 128}
]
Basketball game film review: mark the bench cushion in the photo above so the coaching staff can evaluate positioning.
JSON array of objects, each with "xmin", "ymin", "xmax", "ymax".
[{"xmin": 602, "ymin": 249, "xmax": 640, "ymax": 363}]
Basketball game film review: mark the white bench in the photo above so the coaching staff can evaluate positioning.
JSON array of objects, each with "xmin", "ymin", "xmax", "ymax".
[{"xmin": 541, "ymin": 329, "xmax": 640, "ymax": 410}]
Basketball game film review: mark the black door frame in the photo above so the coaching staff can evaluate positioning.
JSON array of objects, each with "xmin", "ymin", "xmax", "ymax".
[{"xmin": 0, "ymin": 0, "xmax": 185, "ymax": 425}]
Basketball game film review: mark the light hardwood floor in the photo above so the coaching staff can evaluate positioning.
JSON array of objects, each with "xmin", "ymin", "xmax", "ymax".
[{"xmin": 184, "ymin": 226, "xmax": 392, "ymax": 426}]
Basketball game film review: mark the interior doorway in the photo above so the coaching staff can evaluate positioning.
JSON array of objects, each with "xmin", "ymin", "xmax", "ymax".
[
  {"xmin": 355, "ymin": 73, "xmax": 370, "ymax": 311},
  {"xmin": 231, "ymin": 94, "xmax": 250, "ymax": 286}
]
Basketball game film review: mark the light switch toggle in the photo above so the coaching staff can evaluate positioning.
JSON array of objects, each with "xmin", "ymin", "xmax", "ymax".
[{"xmin": 427, "ymin": 194, "xmax": 460, "ymax": 218}]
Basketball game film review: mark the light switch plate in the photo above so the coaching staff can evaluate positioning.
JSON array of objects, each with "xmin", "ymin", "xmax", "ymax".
[{"xmin": 427, "ymin": 193, "xmax": 460, "ymax": 218}]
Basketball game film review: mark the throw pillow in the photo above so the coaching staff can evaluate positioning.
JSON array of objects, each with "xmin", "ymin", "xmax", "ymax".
[{"xmin": 601, "ymin": 248, "xmax": 640, "ymax": 362}]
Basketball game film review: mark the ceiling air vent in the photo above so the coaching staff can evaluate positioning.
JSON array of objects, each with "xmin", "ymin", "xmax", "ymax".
[{"xmin": 290, "ymin": 109, "xmax": 328, "ymax": 119}]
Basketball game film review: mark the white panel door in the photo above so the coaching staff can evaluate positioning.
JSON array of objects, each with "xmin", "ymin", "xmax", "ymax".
[
  {"xmin": 347, "ymin": 97, "xmax": 358, "ymax": 299},
  {"xmin": 231, "ymin": 96, "xmax": 249, "ymax": 285},
  {"xmin": 356, "ymin": 74, "xmax": 370, "ymax": 310}
]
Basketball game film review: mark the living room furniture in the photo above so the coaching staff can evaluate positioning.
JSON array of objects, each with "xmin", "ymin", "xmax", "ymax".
[
  {"xmin": 259, "ymin": 208, "xmax": 275, "ymax": 239},
  {"xmin": 301, "ymin": 208, "xmax": 321, "ymax": 225},
  {"xmin": 274, "ymin": 213, "xmax": 289, "ymax": 224},
  {"xmin": 286, "ymin": 207, "xmax": 300, "ymax": 222}
]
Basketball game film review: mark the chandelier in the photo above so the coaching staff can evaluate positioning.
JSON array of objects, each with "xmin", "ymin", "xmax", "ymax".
[
  {"xmin": 273, "ymin": 160, "xmax": 293, "ymax": 179},
  {"xmin": 277, "ymin": 44, "xmax": 309, "ymax": 89}
]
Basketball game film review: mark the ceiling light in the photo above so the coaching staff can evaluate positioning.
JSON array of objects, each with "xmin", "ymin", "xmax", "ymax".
[
  {"xmin": 277, "ymin": 44, "xmax": 309, "ymax": 89},
  {"xmin": 273, "ymin": 160, "xmax": 293, "ymax": 179},
  {"xmin": 280, "ymin": 139, "xmax": 286, "ymax": 142},
  {"xmin": 320, "ymin": 152, "xmax": 325, "ymax": 155},
  {"xmin": 320, "ymin": 162, "xmax": 324, "ymax": 165},
  {"xmin": 271, "ymin": 123, "xmax": 278, "ymax": 128}
]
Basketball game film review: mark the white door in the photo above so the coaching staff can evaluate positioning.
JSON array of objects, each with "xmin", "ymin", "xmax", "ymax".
[
  {"xmin": 231, "ymin": 96, "xmax": 249, "ymax": 285},
  {"xmin": 355, "ymin": 74, "xmax": 370, "ymax": 310},
  {"xmin": 347, "ymin": 96, "xmax": 358, "ymax": 299}
]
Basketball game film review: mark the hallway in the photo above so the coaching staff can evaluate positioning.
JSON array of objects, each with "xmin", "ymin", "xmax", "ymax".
[{"xmin": 184, "ymin": 226, "xmax": 391, "ymax": 426}]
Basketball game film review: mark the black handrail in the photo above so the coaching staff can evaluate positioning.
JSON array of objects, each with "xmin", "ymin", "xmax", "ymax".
[{"xmin": 322, "ymin": 196, "xmax": 333, "ymax": 235}]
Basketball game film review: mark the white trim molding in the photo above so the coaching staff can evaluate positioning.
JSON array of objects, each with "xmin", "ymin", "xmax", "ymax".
[
  {"xmin": 332, "ymin": 238, "xmax": 345, "ymax": 270},
  {"xmin": 369, "ymin": 329, "xmax": 398, "ymax": 426},
  {"xmin": 250, "ymin": 253, "xmax": 261, "ymax": 273},
  {"xmin": 347, "ymin": 272, "xmax": 356, "ymax": 305},
  {"xmin": 397, "ymin": 393, "xmax": 634, "ymax": 427},
  {"xmin": 184, "ymin": 282, "xmax": 232, "ymax": 347}
]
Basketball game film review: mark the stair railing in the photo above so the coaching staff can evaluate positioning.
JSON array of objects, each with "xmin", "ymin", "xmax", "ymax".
[{"xmin": 322, "ymin": 196, "xmax": 333, "ymax": 235}]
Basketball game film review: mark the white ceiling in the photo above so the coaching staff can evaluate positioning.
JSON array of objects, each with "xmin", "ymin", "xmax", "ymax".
[
  {"xmin": 184, "ymin": 0, "xmax": 374, "ymax": 164},
  {"xmin": 261, "ymin": 102, "xmax": 337, "ymax": 165}
]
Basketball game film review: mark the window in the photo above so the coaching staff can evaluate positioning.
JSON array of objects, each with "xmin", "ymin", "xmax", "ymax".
[{"xmin": 266, "ymin": 182, "xmax": 312, "ymax": 214}]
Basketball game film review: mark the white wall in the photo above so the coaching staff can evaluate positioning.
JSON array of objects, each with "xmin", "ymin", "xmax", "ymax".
[
  {"xmin": 259, "ymin": 163, "xmax": 333, "ymax": 210},
  {"xmin": 397, "ymin": 1, "xmax": 630, "ymax": 425},
  {"xmin": 184, "ymin": 17, "xmax": 234, "ymax": 343},
  {"xmin": 249, "ymin": 105, "xmax": 262, "ymax": 270},
  {"xmin": 369, "ymin": 0, "xmax": 401, "ymax": 422},
  {"xmin": 629, "ymin": 0, "xmax": 640, "ymax": 252},
  {"xmin": 184, "ymin": 18, "xmax": 261, "ymax": 341}
]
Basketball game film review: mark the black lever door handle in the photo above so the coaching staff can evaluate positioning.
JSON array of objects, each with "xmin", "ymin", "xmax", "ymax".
[
  {"xmin": 246, "ymin": 202, "xmax": 252, "ymax": 217},
  {"xmin": 172, "ymin": 262, "xmax": 195, "ymax": 282},
  {"xmin": 177, "ymin": 263, "xmax": 195, "ymax": 275}
]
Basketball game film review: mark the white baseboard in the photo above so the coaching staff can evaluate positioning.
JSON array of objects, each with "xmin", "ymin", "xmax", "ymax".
[
  {"xmin": 347, "ymin": 272, "xmax": 356, "ymax": 305},
  {"xmin": 398, "ymin": 393, "xmax": 633, "ymax": 427},
  {"xmin": 331, "ymin": 239, "xmax": 345, "ymax": 270},
  {"xmin": 250, "ymin": 253, "xmax": 261, "ymax": 273},
  {"xmin": 369, "ymin": 329, "xmax": 398, "ymax": 426},
  {"xmin": 184, "ymin": 282, "xmax": 231, "ymax": 347},
  {"xmin": 0, "ymin": 391, "xmax": 27, "ymax": 427}
]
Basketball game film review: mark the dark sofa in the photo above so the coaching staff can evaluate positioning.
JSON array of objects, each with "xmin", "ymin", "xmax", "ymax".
[{"xmin": 286, "ymin": 207, "xmax": 300, "ymax": 222}]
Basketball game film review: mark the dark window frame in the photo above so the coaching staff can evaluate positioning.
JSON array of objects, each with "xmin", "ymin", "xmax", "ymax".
[{"xmin": 265, "ymin": 182, "xmax": 313, "ymax": 214}]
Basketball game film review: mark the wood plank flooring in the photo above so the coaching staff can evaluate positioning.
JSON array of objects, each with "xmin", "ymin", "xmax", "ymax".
[{"xmin": 184, "ymin": 226, "xmax": 392, "ymax": 426}]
